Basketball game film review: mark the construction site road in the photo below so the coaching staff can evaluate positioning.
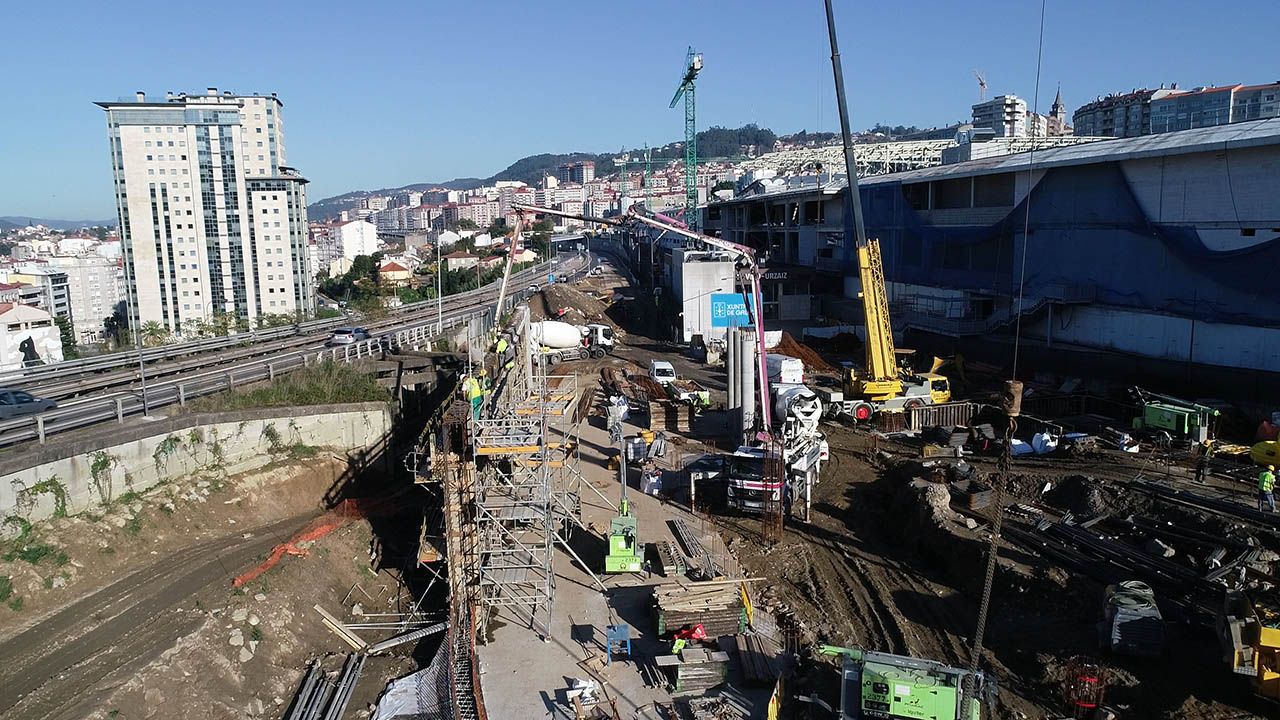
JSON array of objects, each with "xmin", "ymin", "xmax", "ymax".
[{"xmin": 0, "ymin": 512, "xmax": 316, "ymax": 720}]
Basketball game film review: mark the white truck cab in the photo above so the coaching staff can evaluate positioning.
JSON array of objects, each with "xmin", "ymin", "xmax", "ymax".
[{"xmin": 648, "ymin": 360, "xmax": 676, "ymax": 384}]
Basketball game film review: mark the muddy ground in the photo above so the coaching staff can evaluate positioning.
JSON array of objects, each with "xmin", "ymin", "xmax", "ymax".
[
  {"xmin": 570, "ymin": 250, "xmax": 1278, "ymax": 719},
  {"xmin": 0, "ymin": 457, "xmax": 425, "ymax": 720},
  {"xmin": 718, "ymin": 426, "xmax": 1275, "ymax": 719}
]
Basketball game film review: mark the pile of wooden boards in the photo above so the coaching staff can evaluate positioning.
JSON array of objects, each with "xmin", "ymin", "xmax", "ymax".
[
  {"xmin": 654, "ymin": 584, "xmax": 745, "ymax": 637},
  {"xmin": 648, "ymin": 402, "xmax": 691, "ymax": 432},
  {"xmin": 655, "ymin": 648, "xmax": 731, "ymax": 695},
  {"xmin": 733, "ymin": 634, "xmax": 777, "ymax": 685}
]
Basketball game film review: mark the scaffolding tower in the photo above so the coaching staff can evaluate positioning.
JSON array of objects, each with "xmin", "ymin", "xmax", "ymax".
[{"xmin": 467, "ymin": 306, "xmax": 587, "ymax": 637}]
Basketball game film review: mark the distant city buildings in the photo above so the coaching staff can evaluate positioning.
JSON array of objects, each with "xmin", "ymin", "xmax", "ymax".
[
  {"xmin": 1074, "ymin": 81, "xmax": 1280, "ymax": 137},
  {"xmin": 309, "ymin": 219, "xmax": 378, "ymax": 278},
  {"xmin": 3, "ymin": 265, "xmax": 71, "ymax": 321},
  {"xmin": 1073, "ymin": 87, "xmax": 1179, "ymax": 138},
  {"xmin": 96, "ymin": 88, "xmax": 315, "ymax": 336},
  {"xmin": 557, "ymin": 161, "xmax": 595, "ymax": 184},
  {"xmin": 46, "ymin": 255, "xmax": 125, "ymax": 343},
  {"xmin": 971, "ymin": 90, "xmax": 1071, "ymax": 139},
  {"xmin": 972, "ymin": 95, "xmax": 1028, "ymax": 137},
  {"xmin": 0, "ymin": 223, "xmax": 127, "ymax": 345}
]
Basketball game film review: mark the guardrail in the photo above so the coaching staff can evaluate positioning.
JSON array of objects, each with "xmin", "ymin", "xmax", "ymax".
[
  {"xmin": 0, "ymin": 261, "xmax": 555, "ymax": 388},
  {"xmin": 0, "ymin": 261, "xmax": 568, "ymax": 448}
]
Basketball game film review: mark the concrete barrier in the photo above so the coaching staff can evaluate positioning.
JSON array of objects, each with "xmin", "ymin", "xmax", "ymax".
[{"xmin": 0, "ymin": 402, "xmax": 393, "ymax": 529}]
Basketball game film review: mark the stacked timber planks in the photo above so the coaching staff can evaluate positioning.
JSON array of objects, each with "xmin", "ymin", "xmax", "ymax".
[
  {"xmin": 654, "ymin": 584, "xmax": 746, "ymax": 637},
  {"xmin": 733, "ymin": 634, "xmax": 777, "ymax": 686},
  {"xmin": 648, "ymin": 402, "xmax": 691, "ymax": 432},
  {"xmin": 655, "ymin": 648, "xmax": 731, "ymax": 695}
]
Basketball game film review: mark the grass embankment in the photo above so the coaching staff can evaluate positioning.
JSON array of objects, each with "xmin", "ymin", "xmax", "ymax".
[{"xmin": 190, "ymin": 361, "xmax": 391, "ymax": 412}]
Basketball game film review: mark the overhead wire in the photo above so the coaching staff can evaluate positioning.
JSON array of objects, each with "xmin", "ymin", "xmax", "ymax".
[
  {"xmin": 1011, "ymin": 0, "xmax": 1049, "ymax": 381},
  {"xmin": 963, "ymin": 1, "xmax": 1048, "ymax": 716}
]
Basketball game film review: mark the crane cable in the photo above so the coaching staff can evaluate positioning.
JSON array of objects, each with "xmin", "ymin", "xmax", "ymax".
[{"xmin": 963, "ymin": 1, "xmax": 1047, "ymax": 716}]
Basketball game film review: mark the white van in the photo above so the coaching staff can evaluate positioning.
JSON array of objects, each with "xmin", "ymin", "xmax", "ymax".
[{"xmin": 648, "ymin": 360, "xmax": 677, "ymax": 384}]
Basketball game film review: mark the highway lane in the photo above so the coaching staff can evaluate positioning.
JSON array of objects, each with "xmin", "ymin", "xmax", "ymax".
[
  {"xmin": 0, "ymin": 255, "xmax": 588, "ymax": 448},
  {"xmin": 5, "ymin": 262, "xmax": 557, "ymax": 402}
]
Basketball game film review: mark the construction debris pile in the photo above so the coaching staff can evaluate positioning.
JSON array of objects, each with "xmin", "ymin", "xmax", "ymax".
[
  {"xmin": 772, "ymin": 332, "xmax": 836, "ymax": 373},
  {"xmin": 531, "ymin": 283, "xmax": 620, "ymax": 332}
]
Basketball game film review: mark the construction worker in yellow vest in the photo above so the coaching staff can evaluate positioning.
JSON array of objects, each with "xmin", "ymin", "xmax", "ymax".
[
  {"xmin": 461, "ymin": 374, "xmax": 483, "ymax": 421},
  {"xmin": 1259, "ymin": 465, "xmax": 1276, "ymax": 513}
]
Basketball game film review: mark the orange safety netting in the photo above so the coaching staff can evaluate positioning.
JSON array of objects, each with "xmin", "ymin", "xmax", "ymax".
[{"xmin": 232, "ymin": 495, "xmax": 402, "ymax": 588}]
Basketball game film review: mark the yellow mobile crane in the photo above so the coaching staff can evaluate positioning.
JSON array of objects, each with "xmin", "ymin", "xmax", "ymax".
[
  {"xmin": 833, "ymin": 237, "xmax": 952, "ymax": 422},
  {"xmin": 816, "ymin": 5, "xmax": 951, "ymax": 423}
]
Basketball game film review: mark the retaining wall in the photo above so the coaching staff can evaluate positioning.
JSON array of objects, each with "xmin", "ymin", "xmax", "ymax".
[{"xmin": 0, "ymin": 403, "xmax": 392, "ymax": 527}]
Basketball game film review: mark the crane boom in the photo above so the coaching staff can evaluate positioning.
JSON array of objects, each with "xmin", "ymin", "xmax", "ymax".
[
  {"xmin": 825, "ymin": 0, "xmax": 905, "ymax": 401},
  {"xmin": 491, "ymin": 210, "xmax": 527, "ymax": 325}
]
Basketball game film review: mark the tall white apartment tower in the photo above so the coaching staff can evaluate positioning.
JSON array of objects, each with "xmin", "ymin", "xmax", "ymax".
[{"xmin": 96, "ymin": 88, "xmax": 314, "ymax": 334}]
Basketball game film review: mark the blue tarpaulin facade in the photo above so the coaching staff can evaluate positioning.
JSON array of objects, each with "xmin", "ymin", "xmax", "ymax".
[{"xmin": 841, "ymin": 162, "xmax": 1280, "ymax": 327}]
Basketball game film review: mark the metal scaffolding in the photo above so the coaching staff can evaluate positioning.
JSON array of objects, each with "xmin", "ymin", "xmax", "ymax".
[{"xmin": 467, "ymin": 306, "xmax": 589, "ymax": 637}]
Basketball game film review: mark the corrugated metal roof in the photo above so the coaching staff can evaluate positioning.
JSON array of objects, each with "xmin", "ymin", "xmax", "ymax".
[
  {"xmin": 720, "ymin": 119, "xmax": 1280, "ymax": 204},
  {"xmin": 861, "ymin": 118, "xmax": 1280, "ymax": 186}
]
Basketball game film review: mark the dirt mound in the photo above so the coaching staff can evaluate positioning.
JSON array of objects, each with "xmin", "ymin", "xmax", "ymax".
[
  {"xmin": 774, "ymin": 332, "xmax": 837, "ymax": 373},
  {"xmin": 530, "ymin": 284, "xmax": 619, "ymax": 331},
  {"xmin": 1044, "ymin": 474, "xmax": 1110, "ymax": 515}
]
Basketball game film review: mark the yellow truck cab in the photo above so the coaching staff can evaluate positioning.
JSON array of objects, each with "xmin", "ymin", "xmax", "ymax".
[{"xmin": 919, "ymin": 372, "xmax": 952, "ymax": 405}]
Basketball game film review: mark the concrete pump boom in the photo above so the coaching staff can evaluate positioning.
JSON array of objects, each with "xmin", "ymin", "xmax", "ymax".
[{"xmin": 511, "ymin": 201, "xmax": 774, "ymax": 437}]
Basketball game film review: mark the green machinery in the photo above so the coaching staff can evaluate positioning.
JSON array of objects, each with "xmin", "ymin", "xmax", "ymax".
[
  {"xmin": 1130, "ymin": 386, "xmax": 1219, "ymax": 444},
  {"xmin": 605, "ymin": 497, "xmax": 642, "ymax": 573},
  {"xmin": 822, "ymin": 646, "xmax": 992, "ymax": 720},
  {"xmin": 604, "ymin": 395, "xmax": 643, "ymax": 574}
]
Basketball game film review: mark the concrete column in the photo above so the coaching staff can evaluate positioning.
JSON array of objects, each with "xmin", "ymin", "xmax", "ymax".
[
  {"xmin": 115, "ymin": 397, "xmax": 124, "ymax": 422},
  {"xmin": 740, "ymin": 330, "xmax": 756, "ymax": 442},
  {"xmin": 177, "ymin": 384, "xmax": 186, "ymax": 406},
  {"xmin": 36, "ymin": 415, "xmax": 46, "ymax": 444},
  {"xmin": 726, "ymin": 327, "xmax": 737, "ymax": 412}
]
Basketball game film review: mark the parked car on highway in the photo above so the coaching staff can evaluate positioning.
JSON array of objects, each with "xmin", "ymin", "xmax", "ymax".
[
  {"xmin": 327, "ymin": 327, "xmax": 371, "ymax": 346},
  {"xmin": 0, "ymin": 389, "xmax": 57, "ymax": 419}
]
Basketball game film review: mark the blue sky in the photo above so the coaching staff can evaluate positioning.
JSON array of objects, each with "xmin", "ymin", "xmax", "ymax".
[{"xmin": 3, "ymin": 0, "xmax": 1276, "ymax": 219}]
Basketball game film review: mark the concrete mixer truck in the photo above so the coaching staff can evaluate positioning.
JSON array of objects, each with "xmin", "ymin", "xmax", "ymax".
[
  {"xmin": 725, "ymin": 384, "xmax": 828, "ymax": 516},
  {"xmin": 530, "ymin": 320, "xmax": 616, "ymax": 365}
]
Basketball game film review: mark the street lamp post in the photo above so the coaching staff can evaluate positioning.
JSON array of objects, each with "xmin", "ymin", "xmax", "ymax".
[
  {"xmin": 120, "ymin": 249, "xmax": 151, "ymax": 416},
  {"xmin": 436, "ymin": 237, "xmax": 443, "ymax": 335}
]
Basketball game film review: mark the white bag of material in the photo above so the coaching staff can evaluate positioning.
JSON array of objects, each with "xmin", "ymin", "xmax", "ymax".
[
  {"xmin": 374, "ymin": 668, "xmax": 439, "ymax": 719},
  {"xmin": 1031, "ymin": 432, "xmax": 1059, "ymax": 455}
]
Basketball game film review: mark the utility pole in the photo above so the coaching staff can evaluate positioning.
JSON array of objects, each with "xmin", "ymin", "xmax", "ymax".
[{"xmin": 669, "ymin": 47, "xmax": 703, "ymax": 232}]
